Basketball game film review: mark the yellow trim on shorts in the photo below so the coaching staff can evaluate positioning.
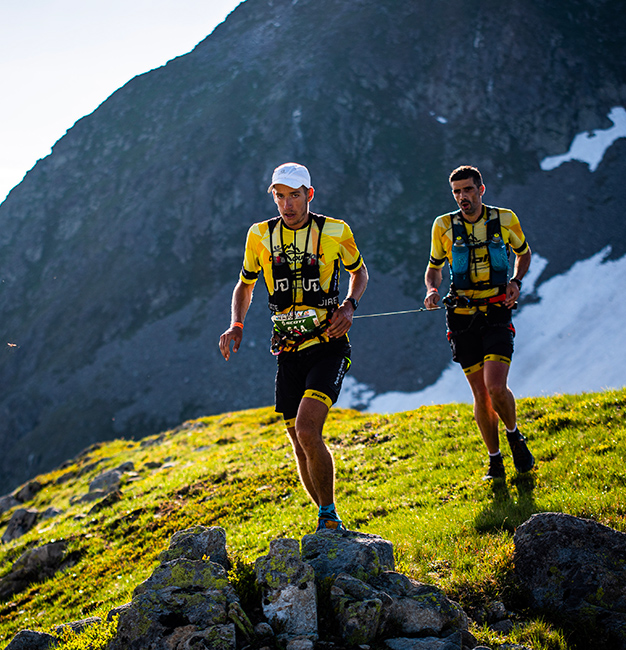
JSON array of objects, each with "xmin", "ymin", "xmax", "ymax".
[
  {"xmin": 283, "ymin": 417, "xmax": 296, "ymax": 429},
  {"xmin": 484, "ymin": 354, "xmax": 511, "ymax": 366},
  {"xmin": 463, "ymin": 361, "xmax": 484, "ymax": 376},
  {"xmin": 463, "ymin": 354, "xmax": 511, "ymax": 376},
  {"xmin": 303, "ymin": 389, "xmax": 333, "ymax": 409}
]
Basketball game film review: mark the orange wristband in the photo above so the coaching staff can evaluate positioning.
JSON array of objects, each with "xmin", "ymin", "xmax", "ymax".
[{"xmin": 231, "ymin": 321, "xmax": 244, "ymax": 330}]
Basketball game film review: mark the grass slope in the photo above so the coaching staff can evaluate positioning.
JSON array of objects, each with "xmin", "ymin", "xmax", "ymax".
[{"xmin": 0, "ymin": 388, "xmax": 625, "ymax": 649}]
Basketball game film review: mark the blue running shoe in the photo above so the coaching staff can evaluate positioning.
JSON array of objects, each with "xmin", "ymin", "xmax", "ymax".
[{"xmin": 316, "ymin": 518, "xmax": 347, "ymax": 532}]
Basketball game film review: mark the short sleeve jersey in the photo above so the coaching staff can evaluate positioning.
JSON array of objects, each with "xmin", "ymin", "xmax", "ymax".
[
  {"xmin": 428, "ymin": 205, "xmax": 529, "ymax": 309},
  {"xmin": 240, "ymin": 213, "xmax": 363, "ymax": 347}
]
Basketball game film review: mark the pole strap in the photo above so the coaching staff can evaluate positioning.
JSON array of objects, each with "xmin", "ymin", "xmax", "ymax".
[{"xmin": 353, "ymin": 307, "xmax": 442, "ymax": 319}]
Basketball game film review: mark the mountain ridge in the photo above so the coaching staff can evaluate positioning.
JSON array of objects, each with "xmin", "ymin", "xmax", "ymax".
[{"xmin": 0, "ymin": 0, "xmax": 624, "ymax": 492}]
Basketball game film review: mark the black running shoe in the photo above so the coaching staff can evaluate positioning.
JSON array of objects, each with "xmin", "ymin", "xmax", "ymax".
[
  {"xmin": 483, "ymin": 452, "xmax": 506, "ymax": 480},
  {"xmin": 506, "ymin": 429, "xmax": 535, "ymax": 473}
]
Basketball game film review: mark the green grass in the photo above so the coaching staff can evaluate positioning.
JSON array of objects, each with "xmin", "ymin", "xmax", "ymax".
[{"xmin": 0, "ymin": 388, "xmax": 624, "ymax": 649}]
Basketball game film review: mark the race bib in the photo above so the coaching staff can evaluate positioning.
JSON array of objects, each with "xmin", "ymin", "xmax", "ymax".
[{"xmin": 272, "ymin": 309, "xmax": 320, "ymax": 336}]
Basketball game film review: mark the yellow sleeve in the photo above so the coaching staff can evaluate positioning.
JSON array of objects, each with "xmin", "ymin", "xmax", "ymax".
[
  {"xmin": 428, "ymin": 215, "xmax": 451, "ymax": 269},
  {"xmin": 501, "ymin": 210, "xmax": 530, "ymax": 256},
  {"xmin": 338, "ymin": 222, "xmax": 363, "ymax": 271},
  {"xmin": 239, "ymin": 224, "xmax": 263, "ymax": 285}
]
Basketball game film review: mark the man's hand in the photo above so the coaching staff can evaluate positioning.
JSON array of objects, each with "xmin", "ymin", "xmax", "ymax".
[
  {"xmin": 424, "ymin": 289, "xmax": 441, "ymax": 310},
  {"xmin": 504, "ymin": 281, "xmax": 521, "ymax": 309},
  {"xmin": 326, "ymin": 301, "xmax": 355, "ymax": 338},
  {"xmin": 219, "ymin": 326, "xmax": 243, "ymax": 361}
]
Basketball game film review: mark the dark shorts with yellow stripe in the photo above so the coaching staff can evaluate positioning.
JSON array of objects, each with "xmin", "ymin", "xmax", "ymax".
[
  {"xmin": 275, "ymin": 336, "xmax": 351, "ymax": 425},
  {"xmin": 446, "ymin": 306, "xmax": 515, "ymax": 376}
]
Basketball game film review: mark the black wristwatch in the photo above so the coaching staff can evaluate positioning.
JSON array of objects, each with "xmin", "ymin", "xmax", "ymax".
[
  {"xmin": 345, "ymin": 297, "xmax": 359, "ymax": 311},
  {"xmin": 510, "ymin": 278, "xmax": 522, "ymax": 289}
]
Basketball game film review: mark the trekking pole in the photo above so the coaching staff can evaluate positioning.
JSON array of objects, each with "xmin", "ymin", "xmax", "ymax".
[{"xmin": 353, "ymin": 306, "xmax": 442, "ymax": 319}]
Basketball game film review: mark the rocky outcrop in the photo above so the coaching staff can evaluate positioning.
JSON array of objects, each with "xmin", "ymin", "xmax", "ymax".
[
  {"xmin": 514, "ymin": 512, "xmax": 626, "ymax": 649},
  {"xmin": 9, "ymin": 513, "xmax": 626, "ymax": 649},
  {"xmin": 255, "ymin": 538, "xmax": 318, "ymax": 643},
  {"xmin": 3, "ymin": 525, "xmax": 476, "ymax": 650},
  {"xmin": 108, "ymin": 526, "xmax": 247, "ymax": 650}
]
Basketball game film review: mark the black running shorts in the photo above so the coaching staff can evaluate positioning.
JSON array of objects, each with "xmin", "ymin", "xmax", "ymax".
[
  {"xmin": 275, "ymin": 337, "xmax": 351, "ymax": 423},
  {"xmin": 446, "ymin": 306, "xmax": 515, "ymax": 375}
]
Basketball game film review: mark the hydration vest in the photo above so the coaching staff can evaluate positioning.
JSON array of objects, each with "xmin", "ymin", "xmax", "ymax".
[
  {"xmin": 450, "ymin": 207, "xmax": 509, "ymax": 290},
  {"xmin": 267, "ymin": 213, "xmax": 340, "ymax": 313}
]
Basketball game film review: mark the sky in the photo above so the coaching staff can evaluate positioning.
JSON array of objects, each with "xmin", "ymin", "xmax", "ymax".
[{"xmin": 0, "ymin": 0, "xmax": 243, "ymax": 204}]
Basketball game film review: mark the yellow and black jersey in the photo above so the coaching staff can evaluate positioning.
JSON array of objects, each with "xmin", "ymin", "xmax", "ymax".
[
  {"xmin": 240, "ymin": 212, "xmax": 363, "ymax": 349},
  {"xmin": 428, "ymin": 205, "xmax": 529, "ymax": 311}
]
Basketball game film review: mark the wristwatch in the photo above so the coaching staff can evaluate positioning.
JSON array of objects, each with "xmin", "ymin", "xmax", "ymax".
[
  {"xmin": 510, "ymin": 278, "xmax": 522, "ymax": 289},
  {"xmin": 346, "ymin": 297, "xmax": 359, "ymax": 311}
]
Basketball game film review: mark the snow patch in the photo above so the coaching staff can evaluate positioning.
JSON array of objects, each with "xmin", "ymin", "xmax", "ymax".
[
  {"xmin": 540, "ymin": 106, "xmax": 626, "ymax": 172},
  {"xmin": 339, "ymin": 250, "xmax": 626, "ymax": 414}
]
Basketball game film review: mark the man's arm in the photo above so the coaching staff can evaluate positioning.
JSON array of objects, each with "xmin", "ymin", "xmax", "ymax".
[
  {"xmin": 424, "ymin": 266, "xmax": 443, "ymax": 309},
  {"xmin": 219, "ymin": 280, "xmax": 255, "ymax": 360},
  {"xmin": 504, "ymin": 247, "xmax": 532, "ymax": 308},
  {"xmin": 326, "ymin": 263, "xmax": 369, "ymax": 338}
]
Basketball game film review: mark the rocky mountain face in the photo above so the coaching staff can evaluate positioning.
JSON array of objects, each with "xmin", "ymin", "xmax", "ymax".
[{"xmin": 0, "ymin": 0, "xmax": 624, "ymax": 493}]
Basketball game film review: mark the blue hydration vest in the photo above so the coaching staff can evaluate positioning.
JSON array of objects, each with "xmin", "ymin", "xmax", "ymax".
[{"xmin": 450, "ymin": 207, "xmax": 509, "ymax": 290}]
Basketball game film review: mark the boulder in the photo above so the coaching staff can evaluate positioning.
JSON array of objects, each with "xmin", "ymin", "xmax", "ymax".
[
  {"xmin": 370, "ymin": 571, "xmax": 468, "ymax": 637},
  {"xmin": 1, "ymin": 508, "xmax": 39, "ymax": 543},
  {"xmin": 4, "ymin": 629, "xmax": 57, "ymax": 649},
  {"xmin": 255, "ymin": 538, "xmax": 318, "ymax": 641},
  {"xmin": 0, "ymin": 540, "xmax": 69, "ymax": 600},
  {"xmin": 331, "ymin": 573, "xmax": 388, "ymax": 645},
  {"xmin": 330, "ymin": 570, "xmax": 468, "ymax": 645},
  {"xmin": 109, "ymin": 526, "xmax": 243, "ymax": 650},
  {"xmin": 301, "ymin": 529, "xmax": 395, "ymax": 582},
  {"xmin": 55, "ymin": 616, "xmax": 101, "ymax": 635},
  {"xmin": 88, "ymin": 469, "xmax": 122, "ymax": 494},
  {"xmin": 0, "ymin": 494, "xmax": 20, "ymax": 514},
  {"xmin": 159, "ymin": 525, "xmax": 230, "ymax": 569},
  {"xmin": 14, "ymin": 480, "xmax": 42, "ymax": 503},
  {"xmin": 514, "ymin": 512, "xmax": 626, "ymax": 649}
]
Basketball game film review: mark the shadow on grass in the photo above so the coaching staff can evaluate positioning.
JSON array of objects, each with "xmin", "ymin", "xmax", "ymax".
[{"xmin": 474, "ymin": 471, "xmax": 537, "ymax": 533}]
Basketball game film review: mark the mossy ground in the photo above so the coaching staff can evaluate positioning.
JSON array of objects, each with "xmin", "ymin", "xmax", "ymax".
[{"xmin": 1, "ymin": 388, "xmax": 624, "ymax": 650}]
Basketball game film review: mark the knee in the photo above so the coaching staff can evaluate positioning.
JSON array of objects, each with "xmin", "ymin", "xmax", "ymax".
[
  {"xmin": 295, "ymin": 424, "xmax": 320, "ymax": 452},
  {"xmin": 486, "ymin": 382, "xmax": 508, "ymax": 405}
]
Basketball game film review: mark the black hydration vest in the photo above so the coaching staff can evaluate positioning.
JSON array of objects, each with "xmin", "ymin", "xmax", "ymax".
[
  {"xmin": 267, "ymin": 213, "xmax": 340, "ymax": 313},
  {"xmin": 450, "ymin": 207, "xmax": 509, "ymax": 290}
]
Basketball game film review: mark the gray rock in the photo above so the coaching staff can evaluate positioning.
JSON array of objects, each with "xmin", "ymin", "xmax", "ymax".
[
  {"xmin": 254, "ymin": 622, "xmax": 274, "ymax": 638},
  {"xmin": 301, "ymin": 529, "xmax": 395, "ymax": 582},
  {"xmin": 0, "ymin": 494, "xmax": 20, "ymax": 514},
  {"xmin": 0, "ymin": 540, "xmax": 69, "ymax": 600},
  {"xmin": 159, "ymin": 525, "xmax": 230, "ymax": 569},
  {"xmin": 110, "ymin": 555, "xmax": 239, "ymax": 650},
  {"xmin": 41, "ymin": 506, "xmax": 64, "ymax": 520},
  {"xmin": 4, "ymin": 629, "xmax": 58, "ymax": 649},
  {"xmin": 87, "ymin": 489, "xmax": 123, "ymax": 514},
  {"xmin": 331, "ymin": 573, "xmax": 392, "ymax": 644},
  {"xmin": 228, "ymin": 600, "xmax": 255, "ymax": 642},
  {"xmin": 255, "ymin": 538, "xmax": 318, "ymax": 640},
  {"xmin": 286, "ymin": 637, "xmax": 316, "ymax": 650},
  {"xmin": 1, "ymin": 507, "xmax": 39, "ymax": 543},
  {"xmin": 370, "ymin": 572, "xmax": 468, "ymax": 637},
  {"xmin": 89, "ymin": 468, "xmax": 122, "ymax": 493},
  {"xmin": 54, "ymin": 616, "xmax": 101, "ymax": 635},
  {"xmin": 385, "ymin": 637, "xmax": 448, "ymax": 650},
  {"xmin": 514, "ymin": 512, "xmax": 626, "ymax": 648},
  {"xmin": 14, "ymin": 480, "xmax": 42, "ymax": 503}
]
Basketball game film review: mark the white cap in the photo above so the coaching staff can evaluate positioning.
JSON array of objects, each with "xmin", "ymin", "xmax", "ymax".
[{"xmin": 267, "ymin": 162, "xmax": 312, "ymax": 193}]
